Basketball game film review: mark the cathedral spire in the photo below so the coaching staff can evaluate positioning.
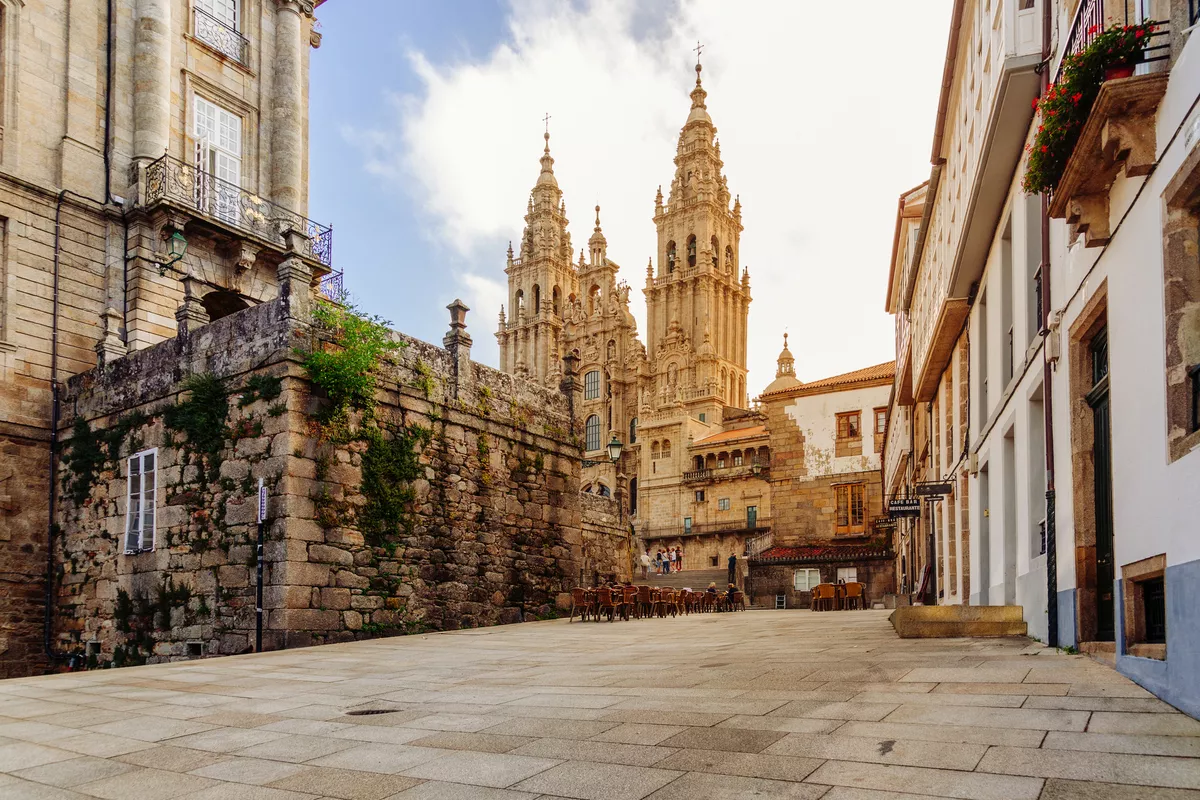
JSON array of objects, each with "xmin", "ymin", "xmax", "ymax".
[
  {"xmin": 588, "ymin": 205, "xmax": 607, "ymax": 266},
  {"xmin": 536, "ymin": 131, "xmax": 558, "ymax": 188},
  {"xmin": 776, "ymin": 332, "xmax": 795, "ymax": 379}
]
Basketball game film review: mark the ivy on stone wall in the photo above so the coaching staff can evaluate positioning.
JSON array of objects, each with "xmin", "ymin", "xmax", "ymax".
[
  {"xmin": 164, "ymin": 373, "xmax": 229, "ymax": 480},
  {"xmin": 61, "ymin": 412, "xmax": 149, "ymax": 504},
  {"xmin": 359, "ymin": 424, "xmax": 431, "ymax": 549}
]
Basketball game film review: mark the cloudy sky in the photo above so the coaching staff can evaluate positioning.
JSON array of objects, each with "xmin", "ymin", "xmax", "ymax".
[{"xmin": 309, "ymin": 0, "xmax": 952, "ymax": 393}]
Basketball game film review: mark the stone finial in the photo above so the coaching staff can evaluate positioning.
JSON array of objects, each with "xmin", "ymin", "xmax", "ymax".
[
  {"xmin": 443, "ymin": 299, "xmax": 473, "ymax": 399},
  {"xmin": 176, "ymin": 277, "xmax": 210, "ymax": 337}
]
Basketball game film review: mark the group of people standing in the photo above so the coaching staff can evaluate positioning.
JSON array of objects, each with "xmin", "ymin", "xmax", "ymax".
[{"xmin": 640, "ymin": 547, "xmax": 683, "ymax": 576}]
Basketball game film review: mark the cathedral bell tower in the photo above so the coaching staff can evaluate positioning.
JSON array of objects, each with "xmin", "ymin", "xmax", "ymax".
[
  {"xmin": 496, "ymin": 131, "xmax": 578, "ymax": 383},
  {"xmin": 643, "ymin": 59, "xmax": 751, "ymax": 411}
]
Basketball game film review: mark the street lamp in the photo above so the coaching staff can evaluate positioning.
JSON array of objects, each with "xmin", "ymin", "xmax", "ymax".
[
  {"xmin": 157, "ymin": 230, "xmax": 188, "ymax": 275},
  {"xmin": 584, "ymin": 434, "xmax": 623, "ymax": 468}
]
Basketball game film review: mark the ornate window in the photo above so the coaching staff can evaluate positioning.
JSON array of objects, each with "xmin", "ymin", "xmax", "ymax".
[
  {"xmin": 532, "ymin": 284, "xmax": 541, "ymax": 313},
  {"xmin": 629, "ymin": 417, "xmax": 638, "ymax": 444},
  {"xmin": 584, "ymin": 370, "xmax": 601, "ymax": 400},
  {"xmin": 711, "ymin": 236, "xmax": 719, "ymax": 268},
  {"xmin": 585, "ymin": 415, "xmax": 601, "ymax": 451},
  {"xmin": 667, "ymin": 241, "xmax": 676, "ymax": 273},
  {"xmin": 124, "ymin": 449, "xmax": 158, "ymax": 553},
  {"xmin": 686, "ymin": 235, "xmax": 697, "ymax": 268},
  {"xmin": 834, "ymin": 483, "xmax": 866, "ymax": 534},
  {"xmin": 662, "ymin": 440, "xmax": 672, "ymax": 458}
]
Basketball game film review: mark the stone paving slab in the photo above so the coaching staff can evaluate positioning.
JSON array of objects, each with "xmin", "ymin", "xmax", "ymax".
[{"xmin": 0, "ymin": 610, "xmax": 1198, "ymax": 799}]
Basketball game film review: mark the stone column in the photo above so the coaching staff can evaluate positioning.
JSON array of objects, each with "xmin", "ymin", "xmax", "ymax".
[
  {"xmin": 132, "ymin": 0, "xmax": 172, "ymax": 162},
  {"xmin": 271, "ymin": 0, "xmax": 310, "ymax": 213},
  {"xmin": 95, "ymin": 308, "xmax": 127, "ymax": 368},
  {"xmin": 176, "ymin": 277, "xmax": 209, "ymax": 337},
  {"xmin": 443, "ymin": 299, "xmax": 472, "ymax": 400}
]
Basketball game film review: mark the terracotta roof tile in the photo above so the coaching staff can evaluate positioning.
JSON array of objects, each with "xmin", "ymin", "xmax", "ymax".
[
  {"xmin": 692, "ymin": 425, "xmax": 768, "ymax": 446},
  {"xmin": 762, "ymin": 361, "xmax": 896, "ymax": 398},
  {"xmin": 751, "ymin": 544, "xmax": 893, "ymax": 563}
]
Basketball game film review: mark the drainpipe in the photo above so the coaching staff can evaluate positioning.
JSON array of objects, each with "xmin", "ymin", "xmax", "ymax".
[{"xmin": 1040, "ymin": 0, "xmax": 1059, "ymax": 649}]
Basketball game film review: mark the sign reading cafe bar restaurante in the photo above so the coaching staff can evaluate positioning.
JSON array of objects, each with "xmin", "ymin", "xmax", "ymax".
[{"xmin": 888, "ymin": 498, "xmax": 921, "ymax": 518}]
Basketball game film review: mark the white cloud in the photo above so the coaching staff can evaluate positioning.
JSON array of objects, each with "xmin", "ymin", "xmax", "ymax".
[{"xmin": 358, "ymin": 0, "xmax": 950, "ymax": 392}]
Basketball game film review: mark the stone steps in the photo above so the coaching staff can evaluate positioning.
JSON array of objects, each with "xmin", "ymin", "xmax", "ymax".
[
  {"xmin": 890, "ymin": 605, "xmax": 1029, "ymax": 638},
  {"xmin": 639, "ymin": 568, "xmax": 729, "ymax": 590}
]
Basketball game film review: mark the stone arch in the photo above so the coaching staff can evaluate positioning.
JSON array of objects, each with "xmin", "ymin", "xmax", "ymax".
[
  {"xmin": 686, "ymin": 235, "xmax": 697, "ymax": 268},
  {"xmin": 667, "ymin": 241, "xmax": 677, "ymax": 273},
  {"xmin": 588, "ymin": 283, "xmax": 601, "ymax": 315},
  {"xmin": 532, "ymin": 284, "xmax": 541, "ymax": 313},
  {"xmin": 552, "ymin": 285, "xmax": 561, "ymax": 315},
  {"xmin": 514, "ymin": 288, "xmax": 525, "ymax": 315},
  {"xmin": 711, "ymin": 236, "xmax": 719, "ymax": 268},
  {"xmin": 725, "ymin": 245, "xmax": 734, "ymax": 273}
]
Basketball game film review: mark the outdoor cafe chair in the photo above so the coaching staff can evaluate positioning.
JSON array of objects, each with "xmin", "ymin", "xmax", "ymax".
[
  {"xmin": 811, "ymin": 583, "xmax": 837, "ymax": 612},
  {"xmin": 622, "ymin": 586, "xmax": 639, "ymax": 620},
  {"xmin": 595, "ymin": 587, "xmax": 618, "ymax": 622},
  {"xmin": 637, "ymin": 585, "xmax": 653, "ymax": 619},
  {"xmin": 733, "ymin": 590, "xmax": 746, "ymax": 611},
  {"xmin": 569, "ymin": 588, "xmax": 593, "ymax": 622},
  {"xmin": 843, "ymin": 582, "xmax": 865, "ymax": 610}
]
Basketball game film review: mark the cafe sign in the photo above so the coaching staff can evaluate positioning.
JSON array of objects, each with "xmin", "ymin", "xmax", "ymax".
[{"xmin": 888, "ymin": 498, "xmax": 921, "ymax": 518}]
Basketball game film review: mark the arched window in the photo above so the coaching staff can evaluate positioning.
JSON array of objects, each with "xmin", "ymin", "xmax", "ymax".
[
  {"xmin": 629, "ymin": 417, "xmax": 638, "ymax": 444},
  {"xmin": 651, "ymin": 441, "xmax": 661, "ymax": 459},
  {"xmin": 585, "ymin": 415, "xmax": 601, "ymax": 452},
  {"xmin": 667, "ymin": 241, "xmax": 677, "ymax": 273},
  {"xmin": 725, "ymin": 245, "xmax": 734, "ymax": 272},
  {"xmin": 711, "ymin": 236, "xmax": 719, "ymax": 268},
  {"xmin": 662, "ymin": 440, "xmax": 672, "ymax": 458},
  {"xmin": 686, "ymin": 235, "xmax": 697, "ymax": 268},
  {"xmin": 514, "ymin": 289, "xmax": 524, "ymax": 315},
  {"xmin": 588, "ymin": 284, "xmax": 601, "ymax": 315},
  {"xmin": 552, "ymin": 286, "xmax": 561, "ymax": 315},
  {"xmin": 598, "ymin": 484, "xmax": 611, "ymax": 498},
  {"xmin": 584, "ymin": 370, "xmax": 601, "ymax": 400},
  {"xmin": 532, "ymin": 284, "xmax": 541, "ymax": 313}
]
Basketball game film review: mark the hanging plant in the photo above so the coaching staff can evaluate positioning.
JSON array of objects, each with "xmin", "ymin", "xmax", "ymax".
[{"xmin": 1022, "ymin": 21, "xmax": 1157, "ymax": 196}]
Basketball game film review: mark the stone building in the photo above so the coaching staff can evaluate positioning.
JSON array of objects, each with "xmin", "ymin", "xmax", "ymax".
[
  {"xmin": 748, "ymin": 346, "xmax": 895, "ymax": 609},
  {"xmin": 890, "ymin": 0, "xmax": 1200, "ymax": 716},
  {"xmin": 0, "ymin": 0, "xmax": 334, "ymax": 677}
]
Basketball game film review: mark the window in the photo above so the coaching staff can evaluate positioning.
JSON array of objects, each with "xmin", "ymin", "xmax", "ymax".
[
  {"xmin": 125, "ymin": 449, "xmax": 158, "ymax": 553},
  {"xmin": 584, "ymin": 370, "xmax": 600, "ymax": 400},
  {"xmin": 694, "ymin": 490, "xmax": 705, "ymax": 503},
  {"xmin": 629, "ymin": 417, "xmax": 638, "ymax": 444},
  {"xmin": 662, "ymin": 440, "xmax": 671, "ymax": 458},
  {"xmin": 585, "ymin": 415, "xmax": 601, "ymax": 451},
  {"xmin": 874, "ymin": 408, "xmax": 887, "ymax": 434},
  {"xmin": 598, "ymin": 484, "xmax": 611, "ymax": 498},
  {"xmin": 793, "ymin": 569, "xmax": 820, "ymax": 592},
  {"xmin": 834, "ymin": 483, "xmax": 866, "ymax": 534},
  {"xmin": 717, "ymin": 498, "xmax": 730, "ymax": 511},
  {"xmin": 684, "ymin": 517, "xmax": 693, "ymax": 534},
  {"xmin": 837, "ymin": 567, "xmax": 858, "ymax": 583},
  {"xmin": 197, "ymin": 0, "xmax": 238, "ymax": 29},
  {"xmin": 193, "ymin": 96, "xmax": 242, "ymax": 224},
  {"xmin": 698, "ymin": 413, "xmax": 706, "ymax": 423},
  {"xmin": 651, "ymin": 441, "xmax": 660, "ymax": 459},
  {"xmin": 836, "ymin": 412, "xmax": 861, "ymax": 439},
  {"xmin": 733, "ymin": 453, "xmax": 743, "ymax": 466}
]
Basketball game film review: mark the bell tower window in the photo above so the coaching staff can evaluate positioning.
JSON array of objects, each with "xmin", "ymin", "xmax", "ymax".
[
  {"xmin": 687, "ymin": 235, "xmax": 697, "ymax": 268},
  {"xmin": 725, "ymin": 246, "xmax": 734, "ymax": 273},
  {"xmin": 711, "ymin": 236, "xmax": 719, "ymax": 268},
  {"xmin": 667, "ymin": 241, "xmax": 677, "ymax": 273}
]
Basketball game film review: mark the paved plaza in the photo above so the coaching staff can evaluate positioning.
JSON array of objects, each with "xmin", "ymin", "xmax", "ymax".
[{"xmin": 0, "ymin": 610, "xmax": 1198, "ymax": 799}]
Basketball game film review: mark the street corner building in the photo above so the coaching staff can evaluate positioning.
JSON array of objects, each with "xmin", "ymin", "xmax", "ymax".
[{"xmin": 884, "ymin": 0, "xmax": 1200, "ymax": 718}]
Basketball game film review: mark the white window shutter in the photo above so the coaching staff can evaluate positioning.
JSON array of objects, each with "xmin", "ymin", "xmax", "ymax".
[
  {"xmin": 141, "ymin": 451, "xmax": 156, "ymax": 551},
  {"xmin": 125, "ymin": 456, "xmax": 141, "ymax": 554}
]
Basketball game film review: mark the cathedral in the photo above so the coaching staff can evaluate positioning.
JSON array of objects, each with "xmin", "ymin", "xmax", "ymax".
[{"xmin": 495, "ymin": 60, "xmax": 756, "ymax": 539}]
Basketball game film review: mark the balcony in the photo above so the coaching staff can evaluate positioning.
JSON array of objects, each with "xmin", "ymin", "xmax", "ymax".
[
  {"xmin": 683, "ymin": 463, "xmax": 769, "ymax": 484},
  {"xmin": 641, "ymin": 518, "xmax": 771, "ymax": 541},
  {"xmin": 193, "ymin": 7, "xmax": 249, "ymax": 65},
  {"xmin": 143, "ymin": 154, "xmax": 334, "ymax": 268}
]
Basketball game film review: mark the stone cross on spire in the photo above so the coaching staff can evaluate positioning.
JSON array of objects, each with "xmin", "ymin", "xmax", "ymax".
[{"xmin": 693, "ymin": 40, "xmax": 704, "ymax": 67}]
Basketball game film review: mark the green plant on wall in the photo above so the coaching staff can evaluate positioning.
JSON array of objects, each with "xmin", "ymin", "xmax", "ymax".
[
  {"xmin": 300, "ymin": 299, "xmax": 403, "ymax": 422},
  {"xmin": 61, "ymin": 411, "xmax": 149, "ymax": 504},
  {"xmin": 358, "ymin": 424, "xmax": 431, "ymax": 547},
  {"xmin": 164, "ymin": 373, "xmax": 229, "ymax": 468}
]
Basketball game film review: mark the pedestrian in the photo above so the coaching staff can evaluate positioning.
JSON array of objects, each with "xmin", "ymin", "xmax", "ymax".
[
  {"xmin": 639, "ymin": 550, "xmax": 651, "ymax": 579},
  {"xmin": 675, "ymin": 546, "xmax": 683, "ymax": 571},
  {"xmin": 727, "ymin": 552, "xmax": 737, "ymax": 586},
  {"xmin": 667, "ymin": 547, "xmax": 676, "ymax": 574},
  {"xmin": 655, "ymin": 551, "xmax": 663, "ymax": 575}
]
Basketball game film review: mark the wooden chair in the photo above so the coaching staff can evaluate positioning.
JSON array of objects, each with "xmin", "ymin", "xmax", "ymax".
[
  {"xmin": 621, "ymin": 586, "xmax": 639, "ymax": 620},
  {"xmin": 811, "ymin": 583, "xmax": 836, "ymax": 612},
  {"xmin": 569, "ymin": 588, "xmax": 593, "ymax": 622},
  {"xmin": 733, "ymin": 591, "xmax": 746, "ymax": 611},
  {"xmin": 843, "ymin": 582, "xmax": 865, "ymax": 610},
  {"xmin": 637, "ymin": 585, "xmax": 653, "ymax": 619},
  {"xmin": 595, "ymin": 588, "xmax": 618, "ymax": 622},
  {"xmin": 834, "ymin": 583, "xmax": 847, "ymax": 611}
]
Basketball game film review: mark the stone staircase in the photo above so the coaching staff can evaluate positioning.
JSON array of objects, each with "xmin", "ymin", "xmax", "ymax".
[{"xmin": 640, "ymin": 568, "xmax": 728, "ymax": 590}]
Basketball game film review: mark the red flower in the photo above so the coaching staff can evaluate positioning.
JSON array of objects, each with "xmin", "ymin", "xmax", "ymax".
[
  {"xmin": 1072, "ymin": 92, "xmax": 1082, "ymax": 103},
  {"xmin": 1087, "ymin": 25, "xmax": 1097, "ymax": 34},
  {"xmin": 1135, "ymin": 29, "xmax": 1145, "ymax": 38},
  {"xmin": 1041, "ymin": 145, "xmax": 1048, "ymax": 153},
  {"xmin": 1032, "ymin": 97, "xmax": 1039, "ymax": 109}
]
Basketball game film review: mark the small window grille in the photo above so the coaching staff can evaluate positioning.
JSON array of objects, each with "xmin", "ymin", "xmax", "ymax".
[
  {"xmin": 775, "ymin": 594, "xmax": 786, "ymax": 609},
  {"xmin": 1143, "ymin": 577, "xmax": 1166, "ymax": 645}
]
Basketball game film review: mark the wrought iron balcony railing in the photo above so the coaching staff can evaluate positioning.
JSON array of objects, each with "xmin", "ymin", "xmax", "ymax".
[
  {"xmin": 641, "ymin": 517, "xmax": 771, "ymax": 540},
  {"xmin": 1057, "ymin": 1, "xmax": 1171, "ymax": 82},
  {"xmin": 144, "ymin": 154, "xmax": 333, "ymax": 269},
  {"xmin": 193, "ymin": 7, "xmax": 249, "ymax": 64}
]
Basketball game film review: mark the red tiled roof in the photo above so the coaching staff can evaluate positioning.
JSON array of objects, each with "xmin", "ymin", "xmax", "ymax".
[
  {"xmin": 761, "ymin": 361, "xmax": 896, "ymax": 398},
  {"xmin": 751, "ymin": 544, "xmax": 892, "ymax": 563},
  {"xmin": 692, "ymin": 425, "xmax": 768, "ymax": 447}
]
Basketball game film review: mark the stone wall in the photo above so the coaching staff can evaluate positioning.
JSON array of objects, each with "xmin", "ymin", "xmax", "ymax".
[
  {"xmin": 749, "ymin": 557, "xmax": 894, "ymax": 610},
  {"xmin": 50, "ymin": 296, "xmax": 590, "ymax": 667},
  {"xmin": 579, "ymin": 492, "xmax": 632, "ymax": 585}
]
